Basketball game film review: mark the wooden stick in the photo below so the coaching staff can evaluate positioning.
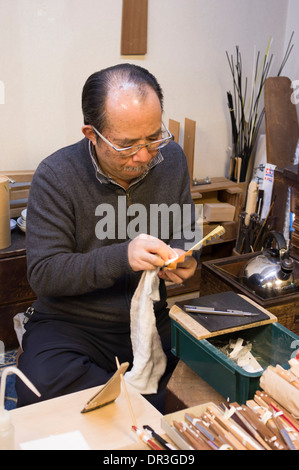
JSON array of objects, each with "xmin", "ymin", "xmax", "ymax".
[
  {"xmin": 185, "ymin": 413, "xmax": 223, "ymax": 449},
  {"xmin": 184, "ymin": 424, "xmax": 215, "ymax": 450},
  {"xmin": 202, "ymin": 413, "xmax": 239, "ymax": 450},
  {"xmin": 272, "ymin": 416, "xmax": 297, "ymax": 450},
  {"xmin": 206, "ymin": 406, "xmax": 249, "ymax": 450},
  {"xmin": 246, "ymin": 399, "xmax": 281, "ymax": 438},
  {"xmin": 255, "ymin": 391, "xmax": 299, "ymax": 433},
  {"xmin": 252, "ymin": 200, "xmax": 274, "ymax": 251},
  {"xmin": 209, "ymin": 403, "xmax": 271, "ymax": 450},
  {"xmin": 225, "ymin": 404, "xmax": 272, "ymax": 450},
  {"xmin": 164, "ymin": 225, "xmax": 225, "ymax": 269},
  {"xmin": 131, "ymin": 425, "xmax": 163, "ymax": 451},
  {"xmin": 235, "ymin": 404, "xmax": 285, "ymax": 450},
  {"xmin": 115, "ymin": 357, "xmax": 137, "ymax": 427},
  {"xmin": 274, "ymin": 415, "xmax": 299, "ymax": 450},
  {"xmin": 269, "ymin": 365, "xmax": 299, "ymax": 390},
  {"xmin": 173, "ymin": 421, "xmax": 209, "ymax": 450}
]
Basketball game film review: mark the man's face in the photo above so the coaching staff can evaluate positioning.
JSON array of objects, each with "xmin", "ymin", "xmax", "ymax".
[{"xmin": 93, "ymin": 85, "xmax": 163, "ymax": 188}]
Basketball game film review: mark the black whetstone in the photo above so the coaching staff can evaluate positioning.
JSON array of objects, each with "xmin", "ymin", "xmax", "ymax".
[{"xmin": 175, "ymin": 291, "xmax": 269, "ymax": 333}]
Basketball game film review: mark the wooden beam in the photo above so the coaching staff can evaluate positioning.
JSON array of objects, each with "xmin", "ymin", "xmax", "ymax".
[
  {"xmin": 183, "ymin": 118, "xmax": 196, "ymax": 183},
  {"xmin": 168, "ymin": 119, "xmax": 180, "ymax": 143},
  {"xmin": 264, "ymin": 77, "xmax": 299, "ymax": 168},
  {"xmin": 121, "ymin": 0, "xmax": 148, "ymax": 55}
]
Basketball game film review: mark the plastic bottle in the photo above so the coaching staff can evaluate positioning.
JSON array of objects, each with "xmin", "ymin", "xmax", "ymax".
[{"xmin": 0, "ymin": 366, "xmax": 40, "ymax": 450}]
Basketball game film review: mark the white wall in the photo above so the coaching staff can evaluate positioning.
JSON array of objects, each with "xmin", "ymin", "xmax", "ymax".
[
  {"xmin": 0, "ymin": 0, "xmax": 296, "ymax": 178},
  {"xmin": 284, "ymin": 0, "xmax": 299, "ymax": 121}
]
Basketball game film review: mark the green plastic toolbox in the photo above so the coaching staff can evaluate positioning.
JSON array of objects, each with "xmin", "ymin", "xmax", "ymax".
[{"xmin": 171, "ymin": 320, "xmax": 299, "ymax": 404}]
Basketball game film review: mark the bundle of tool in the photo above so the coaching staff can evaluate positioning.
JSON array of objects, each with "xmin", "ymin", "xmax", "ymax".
[
  {"xmin": 260, "ymin": 358, "xmax": 299, "ymax": 421},
  {"xmin": 235, "ymin": 178, "xmax": 275, "ymax": 254},
  {"xmin": 235, "ymin": 208, "xmax": 275, "ymax": 254},
  {"xmin": 168, "ymin": 393, "xmax": 299, "ymax": 450}
]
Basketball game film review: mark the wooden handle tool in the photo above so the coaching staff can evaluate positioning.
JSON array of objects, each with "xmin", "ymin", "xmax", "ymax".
[{"xmin": 164, "ymin": 225, "xmax": 225, "ymax": 269}]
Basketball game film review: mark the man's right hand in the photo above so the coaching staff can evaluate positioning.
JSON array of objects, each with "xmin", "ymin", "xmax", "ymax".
[{"xmin": 128, "ymin": 234, "xmax": 177, "ymax": 272}]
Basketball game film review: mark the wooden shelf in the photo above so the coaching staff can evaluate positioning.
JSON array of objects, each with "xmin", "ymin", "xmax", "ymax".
[{"xmin": 0, "ymin": 229, "xmax": 36, "ymax": 350}]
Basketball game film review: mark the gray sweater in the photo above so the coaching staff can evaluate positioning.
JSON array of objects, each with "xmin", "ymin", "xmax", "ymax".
[{"xmin": 26, "ymin": 137, "xmax": 197, "ymax": 323}]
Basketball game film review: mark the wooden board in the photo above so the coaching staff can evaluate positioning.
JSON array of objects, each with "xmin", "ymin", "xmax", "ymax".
[
  {"xmin": 264, "ymin": 77, "xmax": 299, "ymax": 168},
  {"xmin": 168, "ymin": 119, "xmax": 180, "ymax": 143},
  {"xmin": 183, "ymin": 118, "xmax": 196, "ymax": 183},
  {"xmin": 190, "ymin": 176, "xmax": 246, "ymax": 198},
  {"xmin": 169, "ymin": 294, "xmax": 277, "ymax": 341},
  {"xmin": 271, "ymin": 164, "xmax": 299, "ymax": 239},
  {"xmin": 264, "ymin": 78, "xmax": 299, "ymax": 235},
  {"xmin": 121, "ymin": 0, "xmax": 148, "ymax": 55},
  {"xmin": 0, "ymin": 170, "xmax": 34, "ymax": 183}
]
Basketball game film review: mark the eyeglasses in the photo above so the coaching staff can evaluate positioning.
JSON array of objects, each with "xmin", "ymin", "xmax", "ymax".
[{"xmin": 92, "ymin": 122, "xmax": 173, "ymax": 158}]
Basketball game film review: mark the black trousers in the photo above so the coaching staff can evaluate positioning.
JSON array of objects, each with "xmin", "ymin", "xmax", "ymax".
[{"xmin": 15, "ymin": 309, "xmax": 178, "ymax": 414}]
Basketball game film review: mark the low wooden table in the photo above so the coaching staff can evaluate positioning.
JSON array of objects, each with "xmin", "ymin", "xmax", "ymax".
[{"xmin": 9, "ymin": 382, "xmax": 164, "ymax": 450}]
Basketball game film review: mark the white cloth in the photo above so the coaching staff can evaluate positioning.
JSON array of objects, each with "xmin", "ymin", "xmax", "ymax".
[
  {"xmin": 124, "ymin": 268, "xmax": 167, "ymax": 394},
  {"xmin": 13, "ymin": 313, "xmax": 26, "ymax": 347}
]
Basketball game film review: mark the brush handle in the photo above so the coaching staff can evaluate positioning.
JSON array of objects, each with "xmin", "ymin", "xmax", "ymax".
[{"xmin": 164, "ymin": 225, "xmax": 225, "ymax": 269}]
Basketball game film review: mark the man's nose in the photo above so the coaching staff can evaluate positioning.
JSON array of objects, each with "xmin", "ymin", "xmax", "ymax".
[{"xmin": 132, "ymin": 145, "xmax": 152, "ymax": 162}]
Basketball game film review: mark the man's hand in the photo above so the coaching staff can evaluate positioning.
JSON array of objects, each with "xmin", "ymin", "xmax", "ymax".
[
  {"xmin": 158, "ymin": 248, "xmax": 197, "ymax": 284},
  {"xmin": 128, "ymin": 234, "xmax": 177, "ymax": 272}
]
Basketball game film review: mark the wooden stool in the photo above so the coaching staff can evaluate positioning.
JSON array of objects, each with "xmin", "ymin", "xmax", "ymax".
[{"xmin": 165, "ymin": 360, "xmax": 225, "ymax": 414}]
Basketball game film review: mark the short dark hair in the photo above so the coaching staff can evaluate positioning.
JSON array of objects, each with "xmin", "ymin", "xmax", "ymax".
[{"xmin": 82, "ymin": 63, "xmax": 164, "ymax": 133}]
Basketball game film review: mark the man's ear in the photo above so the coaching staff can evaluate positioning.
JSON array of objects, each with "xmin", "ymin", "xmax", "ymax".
[{"xmin": 82, "ymin": 125, "xmax": 97, "ymax": 145}]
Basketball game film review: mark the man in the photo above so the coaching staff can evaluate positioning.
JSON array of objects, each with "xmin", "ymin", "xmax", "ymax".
[{"xmin": 16, "ymin": 64, "xmax": 199, "ymax": 412}]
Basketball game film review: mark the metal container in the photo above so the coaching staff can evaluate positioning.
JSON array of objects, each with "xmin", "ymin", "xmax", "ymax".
[{"xmin": 241, "ymin": 231, "xmax": 299, "ymax": 298}]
